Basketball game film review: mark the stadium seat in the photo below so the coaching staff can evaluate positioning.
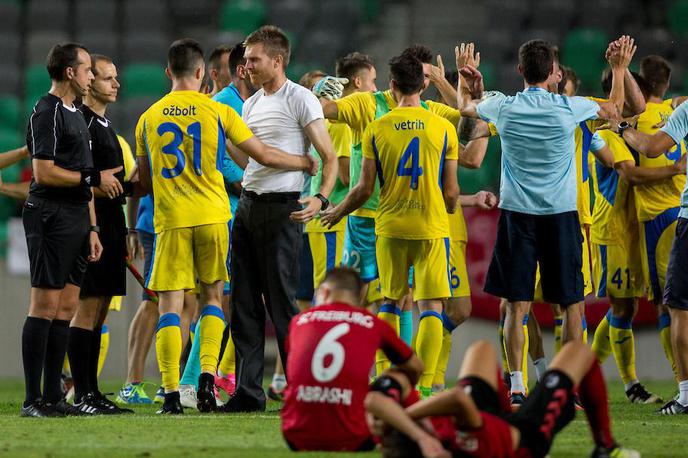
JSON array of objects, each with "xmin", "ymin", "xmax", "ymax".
[
  {"xmin": 169, "ymin": 0, "xmax": 218, "ymax": 28},
  {"xmin": 562, "ymin": 28, "xmax": 609, "ymax": 91},
  {"xmin": 121, "ymin": 96, "xmax": 160, "ymax": 132},
  {"xmin": 485, "ymin": 0, "xmax": 529, "ymax": 32},
  {"xmin": 75, "ymin": 0, "xmax": 117, "ymax": 32},
  {"xmin": 299, "ymin": 29, "xmax": 346, "ymax": 71},
  {"xmin": 634, "ymin": 28, "xmax": 676, "ymax": 59},
  {"xmin": 0, "ymin": 33, "xmax": 21, "ymax": 66},
  {"xmin": 529, "ymin": 0, "xmax": 575, "ymax": 31},
  {"xmin": 24, "ymin": 65, "xmax": 51, "ymax": 104},
  {"xmin": 122, "ymin": 64, "xmax": 169, "ymax": 99},
  {"xmin": 26, "ymin": 0, "xmax": 69, "ymax": 33},
  {"xmin": 360, "ymin": 0, "xmax": 381, "ymax": 24},
  {"xmin": 123, "ymin": 0, "xmax": 168, "ymax": 34},
  {"xmin": 286, "ymin": 62, "xmax": 322, "ymax": 84},
  {"xmin": 122, "ymin": 33, "xmax": 169, "ymax": 66},
  {"xmin": 668, "ymin": 0, "xmax": 688, "ymax": 37},
  {"xmin": 26, "ymin": 31, "xmax": 70, "ymax": 66},
  {"xmin": 219, "ymin": 0, "xmax": 266, "ymax": 35},
  {"xmin": 267, "ymin": 0, "xmax": 312, "ymax": 37},
  {"xmin": 75, "ymin": 31, "xmax": 120, "ymax": 63},
  {"xmin": 0, "ymin": 96, "xmax": 21, "ymax": 131},
  {"xmin": 479, "ymin": 62, "xmax": 496, "ymax": 90},
  {"xmin": 576, "ymin": 0, "xmax": 621, "ymax": 30},
  {"xmin": 0, "ymin": 1, "xmax": 20, "ymax": 33},
  {"xmin": 0, "ymin": 127, "xmax": 23, "ymax": 153},
  {"xmin": 0, "ymin": 66, "xmax": 20, "ymax": 95},
  {"xmin": 519, "ymin": 29, "xmax": 561, "ymax": 50},
  {"xmin": 478, "ymin": 30, "xmax": 513, "ymax": 63}
]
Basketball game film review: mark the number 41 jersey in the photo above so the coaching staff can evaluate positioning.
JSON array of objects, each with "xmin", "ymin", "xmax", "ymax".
[
  {"xmin": 362, "ymin": 106, "xmax": 459, "ymax": 240},
  {"xmin": 135, "ymin": 90, "xmax": 254, "ymax": 233},
  {"xmin": 281, "ymin": 302, "xmax": 413, "ymax": 451}
]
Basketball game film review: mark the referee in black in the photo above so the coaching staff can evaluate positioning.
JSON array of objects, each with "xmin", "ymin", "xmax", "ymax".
[
  {"xmin": 20, "ymin": 43, "xmax": 123, "ymax": 417},
  {"xmin": 68, "ymin": 54, "xmax": 137, "ymax": 415}
]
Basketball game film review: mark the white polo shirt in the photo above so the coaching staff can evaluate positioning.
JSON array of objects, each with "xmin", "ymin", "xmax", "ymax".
[{"xmin": 242, "ymin": 79, "xmax": 324, "ymax": 194}]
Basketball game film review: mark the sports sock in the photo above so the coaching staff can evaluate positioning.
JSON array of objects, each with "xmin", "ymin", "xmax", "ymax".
[
  {"xmin": 433, "ymin": 311, "xmax": 457, "ymax": 387},
  {"xmin": 179, "ymin": 320, "xmax": 202, "ymax": 388},
  {"xmin": 272, "ymin": 373, "xmax": 287, "ymax": 391},
  {"xmin": 415, "ymin": 311, "xmax": 443, "ymax": 390},
  {"xmin": 658, "ymin": 313, "xmax": 677, "ymax": 378},
  {"xmin": 498, "ymin": 319, "xmax": 509, "ymax": 372},
  {"xmin": 533, "ymin": 358, "xmax": 548, "ymax": 382},
  {"xmin": 678, "ymin": 380, "xmax": 688, "ymax": 406},
  {"xmin": 609, "ymin": 314, "xmax": 638, "ymax": 386},
  {"xmin": 62, "ymin": 355, "xmax": 71, "ymax": 377},
  {"xmin": 198, "ymin": 305, "xmax": 225, "ymax": 374},
  {"xmin": 521, "ymin": 315, "xmax": 529, "ymax": 393},
  {"xmin": 22, "ymin": 317, "xmax": 51, "ymax": 405},
  {"xmin": 218, "ymin": 326, "xmax": 236, "ymax": 376},
  {"xmin": 90, "ymin": 325, "xmax": 103, "ymax": 394},
  {"xmin": 553, "ymin": 316, "xmax": 563, "ymax": 354},
  {"xmin": 43, "ymin": 319, "xmax": 70, "ymax": 404},
  {"xmin": 97, "ymin": 325, "xmax": 109, "ymax": 378},
  {"xmin": 582, "ymin": 316, "xmax": 588, "ymax": 345},
  {"xmin": 189, "ymin": 320, "xmax": 196, "ymax": 343},
  {"xmin": 591, "ymin": 310, "xmax": 612, "ymax": 362},
  {"xmin": 510, "ymin": 371, "xmax": 525, "ymax": 393},
  {"xmin": 376, "ymin": 303, "xmax": 401, "ymax": 374},
  {"xmin": 156, "ymin": 313, "xmax": 182, "ymax": 393},
  {"xmin": 578, "ymin": 359, "xmax": 615, "ymax": 450},
  {"xmin": 400, "ymin": 310, "xmax": 413, "ymax": 346},
  {"xmin": 68, "ymin": 326, "xmax": 93, "ymax": 402}
]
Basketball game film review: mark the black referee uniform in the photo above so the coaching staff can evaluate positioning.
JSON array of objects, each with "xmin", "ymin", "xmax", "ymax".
[{"xmin": 22, "ymin": 94, "xmax": 93, "ymax": 412}]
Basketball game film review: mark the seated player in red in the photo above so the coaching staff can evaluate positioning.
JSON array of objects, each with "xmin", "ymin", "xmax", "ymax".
[
  {"xmin": 366, "ymin": 340, "xmax": 640, "ymax": 458},
  {"xmin": 280, "ymin": 267, "xmax": 422, "ymax": 452}
]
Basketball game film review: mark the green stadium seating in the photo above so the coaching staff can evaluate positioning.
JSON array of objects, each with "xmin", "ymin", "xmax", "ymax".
[
  {"xmin": 286, "ymin": 62, "xmax": 322, "ymax": 84},
  {"xmin": 0, "ymin": 219, "xmax": 7, "ymax": 258},
  {"xmin": 24, "ymin": 64, "xmax": 50, "ymax": 103},
  {"xmin": 122, "ymin": 64, "xmax": 168, "ymax": 99},
  {"xmin": 669, "ymin": 0, "xmax": 688, "ymax": 38},
  {"xmin": 479, "ymin": 62, "xmax": 496, "ymax": 91},
  {"xmin": 562, "ymin": 29, "xmax": 609, "ymax": 92},
  {"xmin": 359, "ymin": 0, "xmax": 380, "ymax": 23},
  {"xmin": 220, "ymin": 0, "xmax": 266, "ymax": 35},
  {"xmin": 0, "ymin": 95, "xmax": 20, "ymax": 132},
  {"xmin": 0, "ymin": 127, "xmax": 22, "ymax": 152}
]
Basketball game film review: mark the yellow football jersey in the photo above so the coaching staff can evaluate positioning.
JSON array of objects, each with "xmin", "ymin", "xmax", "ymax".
[
  {"xmin": 117, "ymin": 134, "xmax": 136, "ymax": 182},
  {"xmin": 589, "ymin": 130, "xmax": 636, "ymax": 245},
  {"xmin": 633, "ymin": 99, "xmax": 686, "ymax": 222},
  {"xmin": 574, "ymin": 96, "xmax": 607, "ymax": 226},
  {"xmin": 361, "ymin": 106, "xmax": 459, "ymax": 240},
  {"xmin": 135, "ymin": 90, "xmax": 253, "ymax": 233}
]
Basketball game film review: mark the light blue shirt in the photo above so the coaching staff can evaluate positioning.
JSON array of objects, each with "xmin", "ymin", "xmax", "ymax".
[
  {"xmin": 477, "ymin": 88, "xmax": 599, "ymax": 215},
  {"xmin": 660, "ymin": 102, "xmax": 688, "ymax": 218},
  {"xmin": 213, "ymin": 83, "xmax": 245, "ymax": 217},
  {"xmin": 135, "ymin": 194, "xmax": 154, "ymax": 234},
  {"xmin": 590, "ymin": 131, "xmax": 606, "ymax": 152}
]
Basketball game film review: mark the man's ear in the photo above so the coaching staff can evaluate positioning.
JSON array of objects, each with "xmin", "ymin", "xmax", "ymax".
[
  {"xmin": 517, "ymin": 63, "xmax": 524, "ymax": 76},
  {"xmin": 165, "ymin": 67, "xmax": 173, "ymax": 81},
  {"xmin": 65, "ymin": 66, "xmax": 75, "ymax": 81}
]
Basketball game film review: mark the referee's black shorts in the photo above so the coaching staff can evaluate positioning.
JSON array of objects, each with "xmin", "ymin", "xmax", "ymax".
[
  {"xmin": 23, "ymin": 195, "xmax": 89, "ymax": 289},
  {"xmin": 664, "ymin": 216, "xmax": 688, "ymax": 310},
  {"xmin": 80, "ymin": 204, "xmax": 127, "ymax": 297},
  {"xmin": 484, "ymin": 209, "xmax": 584, "ymax": 307}
]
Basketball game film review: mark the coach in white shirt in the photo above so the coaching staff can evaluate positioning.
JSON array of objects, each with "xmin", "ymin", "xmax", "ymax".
[{"xmin": 224, "ymin": 26, "xmax": 337, "ymax": 413}]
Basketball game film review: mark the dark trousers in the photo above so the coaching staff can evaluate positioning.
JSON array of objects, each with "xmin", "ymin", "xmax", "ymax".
[{"xmin": 230, "ymin": 191, "xmax": 302, "ymax": 407}]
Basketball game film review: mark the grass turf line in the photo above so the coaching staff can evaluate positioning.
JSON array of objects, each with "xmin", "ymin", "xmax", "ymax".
[{"xmin": 0, "ymin": 379, "xmax": 683, "ymax": 457}]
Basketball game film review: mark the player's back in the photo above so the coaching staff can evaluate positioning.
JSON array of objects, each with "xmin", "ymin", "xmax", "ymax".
[
  {"xmin": 281, "ymin": 303, "xmax": 410, "ymax": 450},
  {"xmin": 363, "ymin": 107, "xmax": 456, "ymax": 240},
  {"xmin": 634, "ymin": 99, "xmax": 686, "ymax": 221},
  {"xmin": 136, "ymin": 90, "xmax": 252, "ymax": 232}
]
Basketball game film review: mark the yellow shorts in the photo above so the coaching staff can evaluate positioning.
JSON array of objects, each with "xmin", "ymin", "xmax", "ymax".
[
  {"xmin": 535, "ymin": 228, "xmax": 592, "ymax": 301},
  {"xmin": 591, "ymin": 241, "xmax": 644, "ymax": 299},
  {"xmin": 448, "ymin": 239, "xmax": 471, "ymax": 298},
  {"xmin": 308, "ymin": 230, "xmax": 345, "ymax": 289},
  {"xmin": 147, "ymin": 223, "xmax": 229, "ymax": 292},
  {"xmin": 640, "ymin": 208, "xmax": 679, "ymax": 302},
  {"xmin": 377, "ymin": 236, "xmax": 451, "ymax": 301},
  {"xmin": 367, "ymin": 277, "xmax": 384, "ymax": 304}
]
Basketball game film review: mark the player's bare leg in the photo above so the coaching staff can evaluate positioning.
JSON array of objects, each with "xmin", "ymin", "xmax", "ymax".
[
  {"xmin": 504, "ymin": 300, "xmax": 529, "ymax": 402},
  {"xmin": 195, "ymin": 280, "xmax": 225, "ymax": 412},
  {"xmin": 562, "ymin": 301, "xmax": 584, "ymax": 343},
  {"xmin": 527, "ymin": 311, "xmax": 548, "ymax": 382},
  {"xmin": 551, "ymin": 303, "xmax": 564, "ymax": 353},
  {"xmin": 662, "ymin": 308, "xmax": 688, "ymax": 413},
  {"xmin": 415, "ymin": 299, "xmax": 443, "ymax": 398},
  {"xmin": 433, "ymin": 296, "xmax": 470, "ymax": 391},
  {"xmin": 123, "ymin": 299, "xmax": 157, "ymax": 387},
  {"xmin": 268, "ymin": 354, "xmax": 287, "ymax": 402},
  {"xmin": 456, "ymin": 339, "xmax": 498, "ymax": 390}
]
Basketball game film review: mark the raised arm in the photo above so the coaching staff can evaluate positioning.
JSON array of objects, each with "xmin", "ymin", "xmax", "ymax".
[
  {"xmin": 623, "ymin": 69, "xmax": 646, "ymax": 116},
  {"xmin": 597, "ymin": 37, "xmax": 635, "ymax": 119},
  {"xmin": 405, "ymin": 386, "xmax": 483, "ymax": 429},
  {"xmin": 428, "ymin": 55, "xmax": 458, "ymax": 108}
]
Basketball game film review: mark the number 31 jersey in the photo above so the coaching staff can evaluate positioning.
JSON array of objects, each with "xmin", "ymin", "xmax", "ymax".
[
  {"xmin": 135, "ymin": 90, "xmax": 254, "ymax": 233},
  {"xmin": 281, "ymin": 302, "xmax": 413, "ymax": 451},
  {"xmin": 362, "ymin": 107, "xmax": 459, "ymax": 240}
]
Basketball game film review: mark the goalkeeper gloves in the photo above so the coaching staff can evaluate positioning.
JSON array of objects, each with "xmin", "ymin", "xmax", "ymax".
[{"xmin": 312, "ymin": 76, "xmax": 349, "ymax": 100}]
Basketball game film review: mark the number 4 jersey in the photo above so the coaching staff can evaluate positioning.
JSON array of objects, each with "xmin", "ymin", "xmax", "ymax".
[
  {"xmin": 135, "ymin": 90, "xmax": 254, "ymax": 233},
  {"xmin": 361, "ymin": 106, "xmax": 459, "ymax": 240},
  {"xmin": 281, "ymin": 302, "xmax": 413, "ymax": 451}
]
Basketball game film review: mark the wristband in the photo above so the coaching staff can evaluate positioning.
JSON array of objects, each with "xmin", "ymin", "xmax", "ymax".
[
  {"xmin": 89, "ymin": 225, "xmax": 100, "ymax": 234},
  {"xmin": 314, "ymin": 193, "xmax": 330, "ymax": 210},
  {"xmin": 81, "ymin": 169, "xmax": 101, "ymax": 187}
]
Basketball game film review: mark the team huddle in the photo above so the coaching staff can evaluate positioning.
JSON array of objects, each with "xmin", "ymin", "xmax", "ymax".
[{"xmin": 12, "ymin": 20, "xmax": 688, "ymax": 458}]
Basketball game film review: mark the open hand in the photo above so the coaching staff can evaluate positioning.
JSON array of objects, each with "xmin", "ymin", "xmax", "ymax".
[{"xmin": 290, "ymin": 196, "xmax": 323, "ymax": 223}]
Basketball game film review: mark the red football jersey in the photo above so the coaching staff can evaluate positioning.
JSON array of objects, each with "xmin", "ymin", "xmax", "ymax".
[
  {"xmin": 432, "ymin": 412, "xmax": 520, "ymax": 458},
  {"xmin": 281, "ymin": 302, "xmax": 413, "ymax": 451}
]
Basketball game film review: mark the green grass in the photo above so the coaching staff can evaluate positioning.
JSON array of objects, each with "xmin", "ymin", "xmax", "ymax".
[{"xmin": 0, "ymin": 379, "xmax": 683, "ymax": 457}]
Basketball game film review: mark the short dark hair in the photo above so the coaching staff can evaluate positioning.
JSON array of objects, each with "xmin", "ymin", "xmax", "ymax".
[
  {"xmin": 244, "ymin": 25, "xmax": 291, "ymax": 67},
  {"xmin": 209, "ymin": 45, "xmax": 232, "ymax": 71},
  {"xmin": 640, "ymin": 55, "xmax": 671, "ymax": 97},
  {"xmin": 401, "ymin": 44, "xmax": 433, "ymax": 64},
  {"xmin": 228, "ymin": 42, "xmax": 246, "ymax": 76},
  {"xmin": 559, "ymin": 65, "xmax": 579, "ymax": 95},
  {"xmin": 335, "ymin": 52, "xmax": 374, "ymax": 82},
  {"xmin": 167, "ymin": 38, "xmax": 205, "ymax": 78},
  {"xmin": 46, "ymin": 43, "xmax": 89, "ymax": 81},
  {"xmin": 298, "ymin": 70, "xmax": 326, "ymax": 90},
  {"xmin": 90, "ymin": 54, "xmax": 113, "ymax": 77},
  {"xmin": 321, "ymin": 268, "xmax": 365, "ymax": 297},
  {"xmin": 381, "ymin": 429, "xmax": 422, "ymax": 458},
  {"xmin": 518, "ymin": 39, "xmax": 555, "ymax": 84},
  {"xmin": 389, "ymin": 54, "xmax": 424, "ymax": 95}
]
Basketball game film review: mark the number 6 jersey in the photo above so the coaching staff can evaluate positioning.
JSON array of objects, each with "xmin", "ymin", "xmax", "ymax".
[
  {"xmin": 281, "ymin": 302, "xmax": 413, "ymax": 451},
  {"xmin": 135, "ymin": 90, "xmax": 254, "ymax": 233},
  {"xmin": 361, "ymin": 106, "xmax": 459, "ymax": 240}
]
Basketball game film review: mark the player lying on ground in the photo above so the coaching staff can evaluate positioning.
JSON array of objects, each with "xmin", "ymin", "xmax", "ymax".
[{"xmin": 365, "ymin": 340, "xmax": 639, "ymax": 458}]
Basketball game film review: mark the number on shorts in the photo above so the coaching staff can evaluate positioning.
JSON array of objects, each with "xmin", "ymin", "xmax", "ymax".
[
  {"xmin": 158, "ymin": 121, "xmax": 202, "ymax": 178},
  {"xmin": 396, "ymin": 137, "xmax": 423, "ymax": 190},
  {"xmin": 311, "ymin": 323, "xmax": 349, "ymax": 382},
  {"xmin": 342, "ymin": 250, "xmax": 361, "ymax": 272},
  {"xmin": 450, "ymin": 266, "xmax": 460, "ymax": 290},
  {"xmin": 611, "ymin": 268, "xmax": 631, "ymax": 289}
]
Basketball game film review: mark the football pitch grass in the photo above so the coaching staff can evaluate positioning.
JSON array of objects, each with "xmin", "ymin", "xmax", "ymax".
[{"xmin": 0, "ymin": 379, "xmax": 683, "ymax": 457}]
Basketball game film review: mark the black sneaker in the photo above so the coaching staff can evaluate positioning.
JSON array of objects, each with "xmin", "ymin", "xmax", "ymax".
[
  {"xmin": 659, "ymin": 399, "xmax": 688, "ymax": 415},
  {"xmin": 196, "ymin": 373, "xmax": 217, "ymax": 413},
  {"xmin": 626, "ymin": 383, "xmax": 662, "ymax": 404},
  {"xmin": 53, "ymin": 399, "xmax": 82, "ymax": 416},
  {"xmin": 590, "ymin": 444, "xmax": 641, "ymax": 457},
  {"xmin": 20, "ymin": 400, "xmax": 55, "ymax": 418},
  {"xmin": 266, "ymin": 384, "xmax": 285, "ymax": 402},
  {"xmin": 93, "ymin": 392, "xmax": 134, "ymax": 415},
  {"xmin": 219, "ymin": 394, "xmax": 265, "ymax": 413},
  {"xmin": 73, "ymin": 393, "xmax": 105, "ymax": 416},
  {"xmin": 157, "ymin": 391, "xmax": 183, "ymax": 415},
  {"xmin": 510, "ymin": 391, "xmax": 526, "ymax": 411}
]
